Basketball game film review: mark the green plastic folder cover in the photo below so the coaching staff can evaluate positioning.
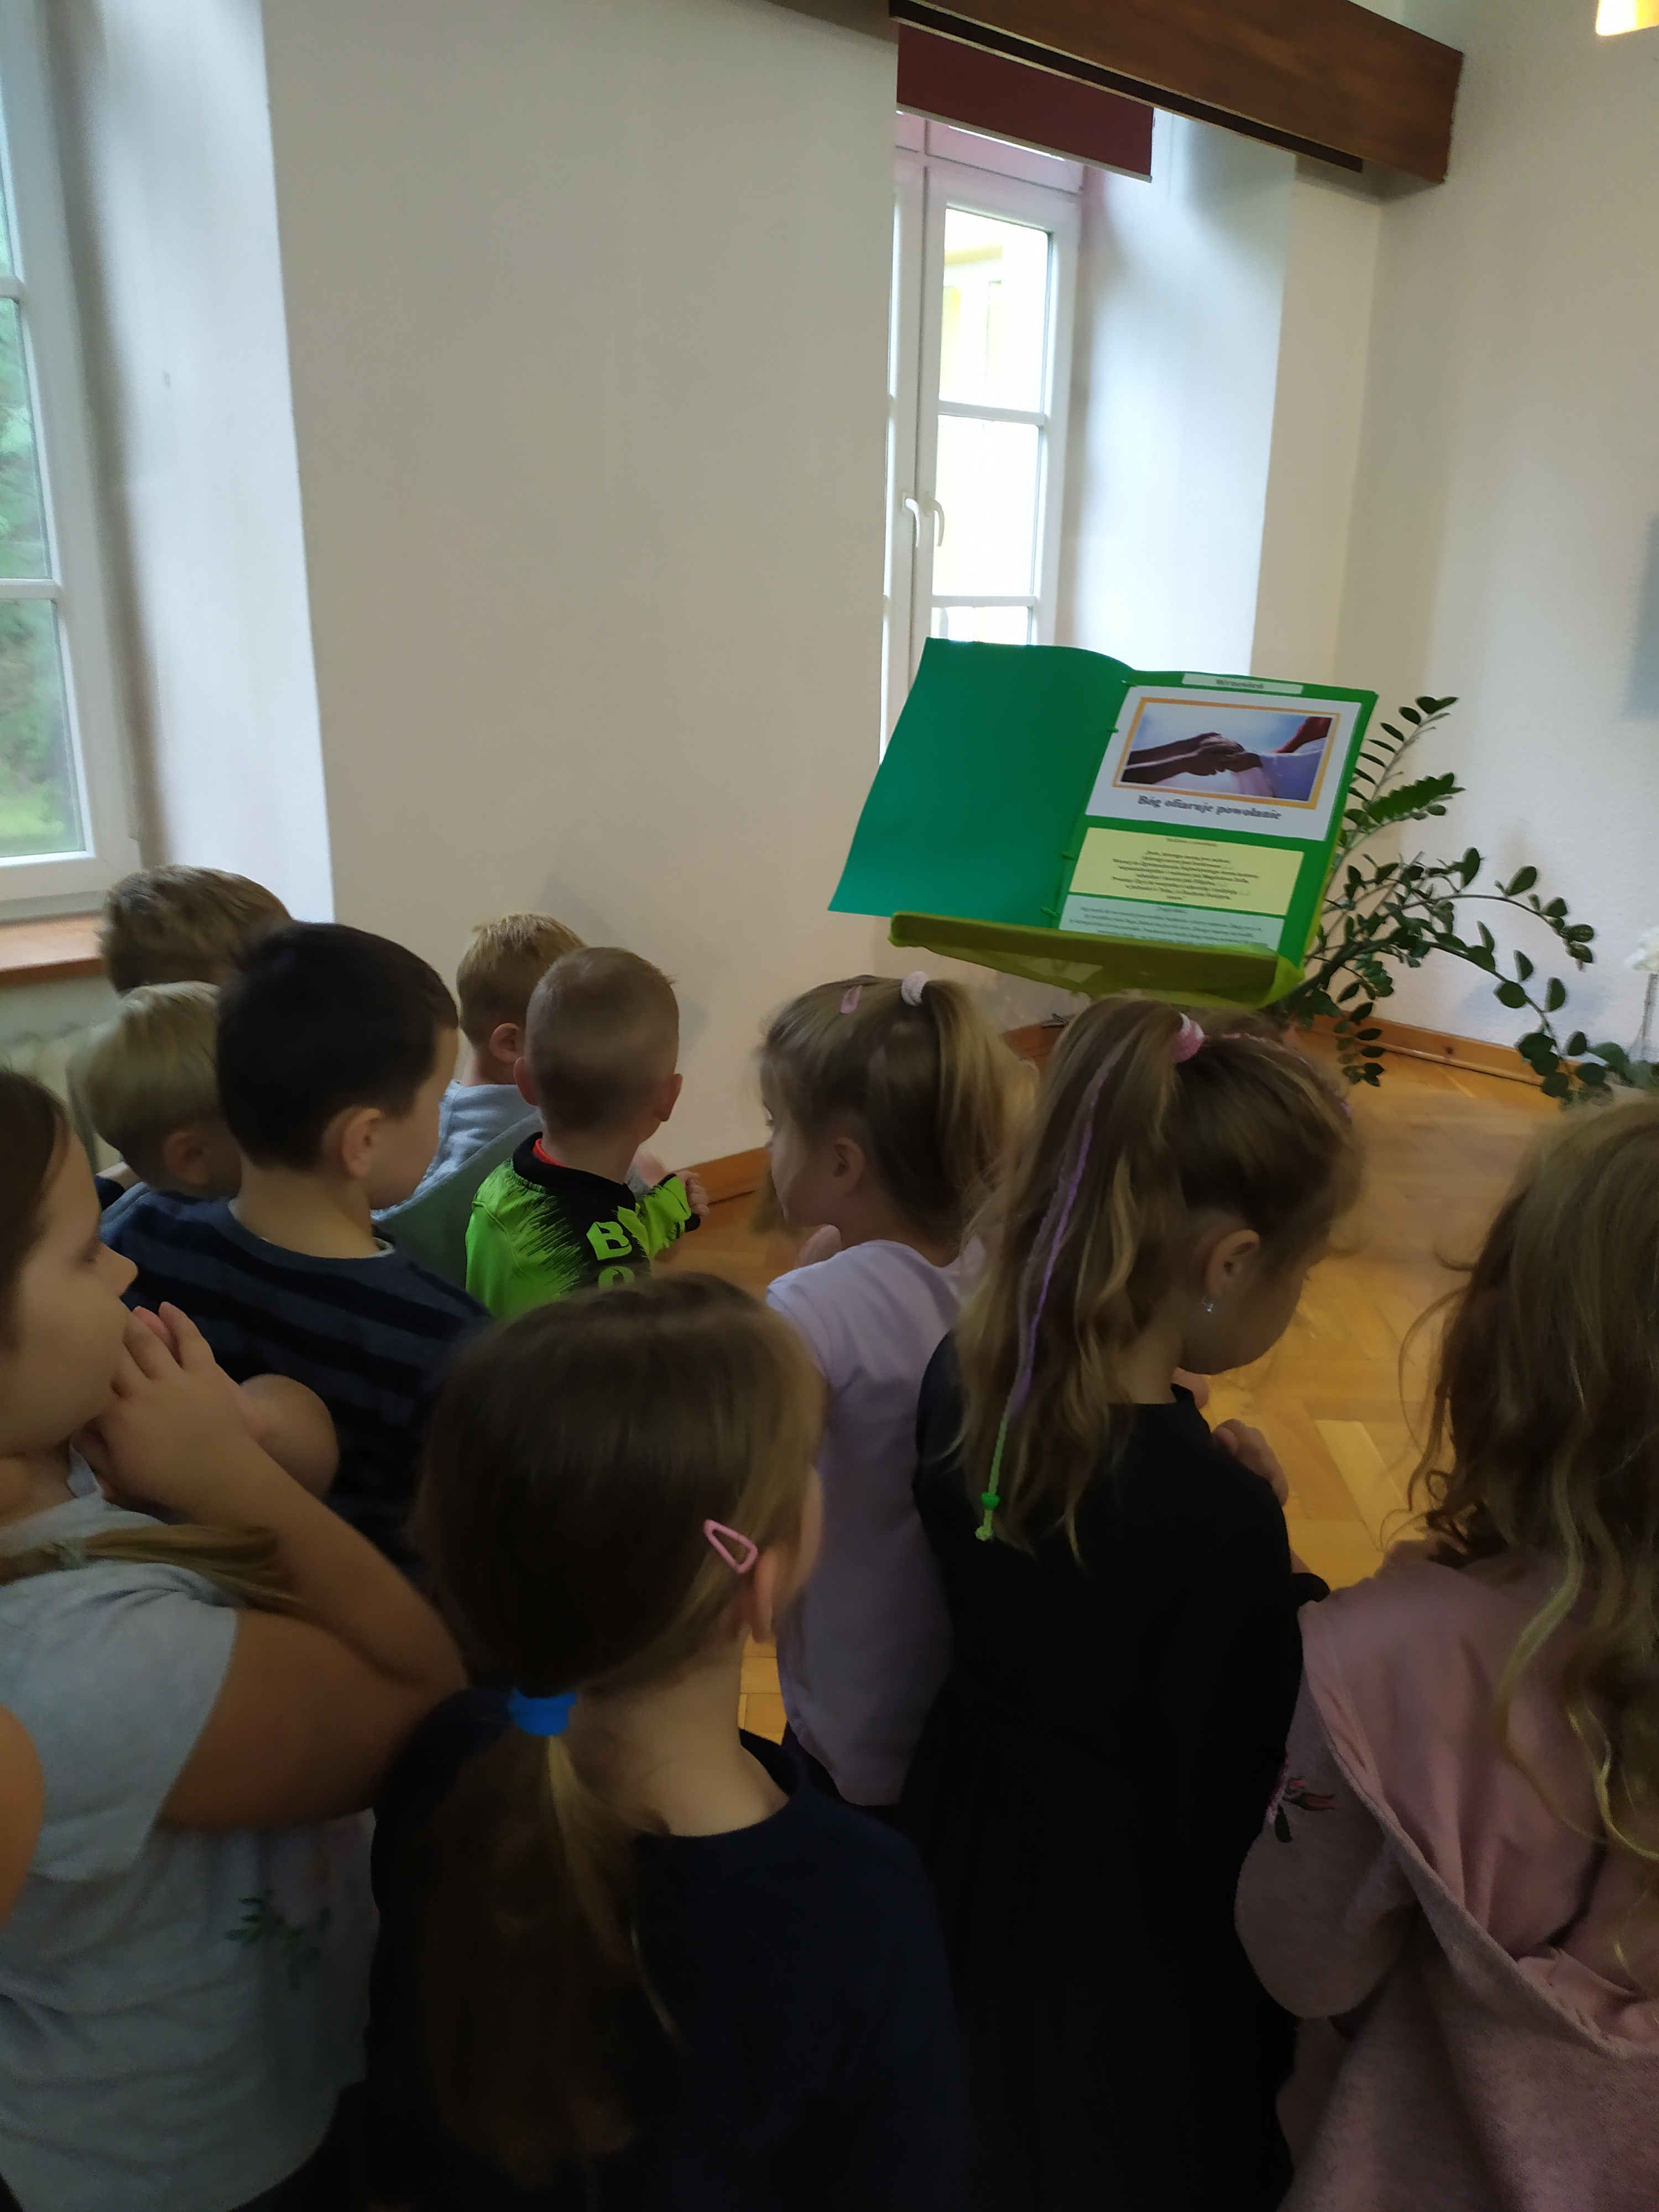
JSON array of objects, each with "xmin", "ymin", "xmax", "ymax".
[{"xmin": 831, "ymin": 639, "xmax": 1376, "ymax": 1008}]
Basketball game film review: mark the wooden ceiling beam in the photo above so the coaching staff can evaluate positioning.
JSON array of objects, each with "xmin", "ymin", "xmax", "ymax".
[{"xmin": 888, "ymin": 0, "xmax": 1463, "ymax": 181}]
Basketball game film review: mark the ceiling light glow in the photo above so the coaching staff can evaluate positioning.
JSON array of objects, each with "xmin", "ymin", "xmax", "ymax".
[{"xmin": 1598, "ymin": 0, "xmax": 1659, "ymax": 34}]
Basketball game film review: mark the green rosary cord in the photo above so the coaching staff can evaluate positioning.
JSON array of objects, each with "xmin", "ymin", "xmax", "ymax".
[{"xmin": 975, "ymin": 1411, "xmax": 1010, "ymax": 1542}]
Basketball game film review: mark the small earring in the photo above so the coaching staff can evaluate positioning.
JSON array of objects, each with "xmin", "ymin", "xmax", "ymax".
[{"xmin": 1202, "ymin": 1297, "xmax": 1216, "ymax": 1315}]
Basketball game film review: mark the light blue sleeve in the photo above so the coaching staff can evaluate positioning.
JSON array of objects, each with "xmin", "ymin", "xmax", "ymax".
[{"xmin": 0, "ymin": 1567, "xmax": 237, "ymax": 1882}]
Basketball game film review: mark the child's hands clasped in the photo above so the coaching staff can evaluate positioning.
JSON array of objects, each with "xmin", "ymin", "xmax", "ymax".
[
  {"xmin": 1211, "ymin": 1418, "xmax": 1291, "ymax": 1506},
  {"xmin": 77, "ymin": 1305, "xmax": 276, "ymax": 1518},
  {"xmin": 680, "ymin": 1170, "xmax": 711, "ymax": 1224}
]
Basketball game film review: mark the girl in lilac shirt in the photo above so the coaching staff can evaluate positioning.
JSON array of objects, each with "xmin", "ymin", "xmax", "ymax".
[{"xmin": 759, "ymin": 971, "xmax": 1018, "ymax": 1809}]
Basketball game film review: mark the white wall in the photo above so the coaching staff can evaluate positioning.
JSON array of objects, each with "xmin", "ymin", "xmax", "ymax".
[
  {"xmin": 52, "ymin": 0, "xmax": 331, "ymax": 917},
  {"xmin": 1060, "ymin": 113, "xmax": 1296, "ymax": 674},
  {"xmin": 1250, "ymin": 166, "xmax": 1381, "ymax": 682},
  {"xmin": 61, "ymin": 0, "xmax": 1659, "ymax": 1096},
  {"xmin": 1333, "ymin": 0, "xmax": 1659, "ymax": 1048},
  {"xmin": 258, "ymin": 0, "xmax": 916, "ymax": 1162}
]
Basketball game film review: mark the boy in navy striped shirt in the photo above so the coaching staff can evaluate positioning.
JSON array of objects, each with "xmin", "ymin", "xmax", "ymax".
[{"xmin": 104, "ymin": 922, "xmax": 487, "ymax": 1565}]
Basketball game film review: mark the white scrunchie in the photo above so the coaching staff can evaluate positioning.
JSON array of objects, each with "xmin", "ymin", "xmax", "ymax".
[{"xmin": 900, "ymin": 969, "xmax": 930, "ymax": 1006}]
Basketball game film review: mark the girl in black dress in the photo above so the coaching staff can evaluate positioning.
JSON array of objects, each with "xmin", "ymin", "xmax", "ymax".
[
  {"xmin": 366, "ymin": 1274, "xmax": 967, "ymax": 2211},
  {"xmin": 901, "ymin": 997, "xmax": 1360, "ymax": 2212}
]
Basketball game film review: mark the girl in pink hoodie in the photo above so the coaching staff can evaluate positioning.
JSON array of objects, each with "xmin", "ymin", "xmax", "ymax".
[{"xmin": 1238, "ymin": 1099, "xmax": 1659, "ymax": 2211}]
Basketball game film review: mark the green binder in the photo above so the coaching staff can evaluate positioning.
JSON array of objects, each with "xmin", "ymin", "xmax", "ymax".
[{"xmin": 831, "ymin": 640, "xmax": 1377, "ymax": 1009}]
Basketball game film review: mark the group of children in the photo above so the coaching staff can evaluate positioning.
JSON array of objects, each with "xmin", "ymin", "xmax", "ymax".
[{"xmin": 0, "ymin": 864, "xmax": 1653, "ymax": 2210}]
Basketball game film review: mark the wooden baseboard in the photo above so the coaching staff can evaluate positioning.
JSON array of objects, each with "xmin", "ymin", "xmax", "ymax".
[
  {"xmin": 1317, "ymin": 1015, "xmax": 1531, "ymax": 1084},
  {"xmin": 690, "ymin": 1145, "xmax": 769, "ymax": 1206}
]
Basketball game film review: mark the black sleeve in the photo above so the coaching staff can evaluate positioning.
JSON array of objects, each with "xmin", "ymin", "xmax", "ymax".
[
  {"xmin": 809, "ymin": 1857, "xmax": 969, "ymax": 2211},
  {"xmin": 1157, "ymin": 1474, "xmax": 1312, "ymax": 1886},
  {"xmin": 912, "ymin": 1334, "xmax": 967, "ymax": 1528}
]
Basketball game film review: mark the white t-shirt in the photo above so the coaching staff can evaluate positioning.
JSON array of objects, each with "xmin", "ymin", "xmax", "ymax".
[
  {"xmin": 0, "ymin": 1490, "xmax": 374, "ymax": 2212},
  {"xmin": 767, "ymin": 1241, "xmax": 962, "ymax": 1806}
]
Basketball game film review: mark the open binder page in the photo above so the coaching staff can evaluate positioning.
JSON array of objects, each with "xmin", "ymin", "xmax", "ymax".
[{"xmin": 832, "ymin": 641, "xmax": 1376, "ymax": 1009}]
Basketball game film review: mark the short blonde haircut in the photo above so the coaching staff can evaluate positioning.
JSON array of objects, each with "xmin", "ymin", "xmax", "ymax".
[
  {"xmin": 100, "ymin": 867, "xmax": 289, "ymax": 994},
  {"xmin": 455, "ymin": 914, "xmax": 585, "ymax": 1050},
  {"xmin": 524, "ymin": 948, "xmax": 678, "ymax": 1136},
  {"xmin": 71, "ymin": 982, "xmax": 221, "ymax": 1185}
]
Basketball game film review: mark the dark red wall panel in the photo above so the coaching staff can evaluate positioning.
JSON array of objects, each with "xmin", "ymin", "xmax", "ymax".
[{"xmin": 897, "ymin": 24, "xmax": 1154, "ymax": 175}]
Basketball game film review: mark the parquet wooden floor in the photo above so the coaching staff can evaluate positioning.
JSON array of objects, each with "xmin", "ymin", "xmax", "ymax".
[{"xmin": 667, "ymin": 1052, "xmax": 1555, "ymax": 1740}]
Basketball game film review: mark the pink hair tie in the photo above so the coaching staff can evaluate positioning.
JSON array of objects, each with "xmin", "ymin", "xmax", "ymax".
[
  {"xmin": 704, "ymin": 1520, "xmax": 758, "ymax": 1574},
  {"xmin": 900, "ymin": 970, "xmax": 930, "ymax": 1007},
  {"xmin": 839, "ymin": 984, "xmax": 864, "ymax": 1015},
  {"xmin": 1171, "ymin": 1014, "xmax": 1204, "ymax": 1064}
]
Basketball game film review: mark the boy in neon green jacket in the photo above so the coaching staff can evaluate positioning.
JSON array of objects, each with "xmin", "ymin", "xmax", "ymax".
[{"xmin": 465, "ymin": 947, "xmax": 705, "ymax": 1318}]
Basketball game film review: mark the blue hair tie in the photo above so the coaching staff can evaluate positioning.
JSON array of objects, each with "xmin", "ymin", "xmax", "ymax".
[{"xmin": 508, "ymin": 1688, "xmax": 577, "ymax": 1738}]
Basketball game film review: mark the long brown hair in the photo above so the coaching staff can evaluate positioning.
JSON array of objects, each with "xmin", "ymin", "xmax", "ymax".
[
  {"xmin": 959, "ymin": 997, "xmax": 1358, "ymax": 1547},
  {"xmin": 410, "ymin": 1274, "xmax": 820, "ymax": 2185},
  {"xmin": 1412, "ymin": 1099, "xmax": 1659, "ymax": 1939},
  {"xmin": 0, "ymin": 1071, "xmax": 292, "ymax": 1610},
  {"xmin": 759, "ymin": 973, "xmax": 1017, "ymax": 1246}
]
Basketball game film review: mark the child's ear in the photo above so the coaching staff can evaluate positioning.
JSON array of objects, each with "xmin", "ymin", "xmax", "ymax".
[
  {"xmin": 652, "ymin": 1070, "xmax": 684, "ymax": 1124},
  {"xmin": 827, "ymin": 1131, "xmax": 868, "ymax": 1193},
  {"xmin": 512, "ymin": 1056, "xmax": 538, "ymax": 1108},
  {"xmin": 332, "ymin": 1104, "xmax": 384, "ymax": 1185},
  {"xmin": 488, "ymin": 1020, "xmax": 523, "ymax": 1069},
  {"xmin": 159, "ymin": 1123, "xmax": 209, "ymax": 1192},
  {"xmin": 735, "ymin": 1547, "xmax": 785, "ymax": 1645},
  {"xmin": 1198, "ymin": 1224, "xmax": 1262, "ymax": 1303}
]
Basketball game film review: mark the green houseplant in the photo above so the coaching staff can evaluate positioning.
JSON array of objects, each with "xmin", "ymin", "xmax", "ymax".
[{"xmin": 1275, "ymin": 697, "xmax": 1641, "ymax": 1099}]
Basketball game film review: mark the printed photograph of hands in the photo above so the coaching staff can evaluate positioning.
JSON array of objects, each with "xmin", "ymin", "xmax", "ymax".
[{"xmin": 1118, "ymin": 712, "xmax": 1334, "ymax": 803}]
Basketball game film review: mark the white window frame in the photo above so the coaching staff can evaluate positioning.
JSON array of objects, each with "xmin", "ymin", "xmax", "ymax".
[
  {"xmin": 0, "ymin": 0, "xmax": 136, "ymax": 914},
  {"xmin": 883, "ymin": 128, "xmax": 1080, "ymax": 746}
]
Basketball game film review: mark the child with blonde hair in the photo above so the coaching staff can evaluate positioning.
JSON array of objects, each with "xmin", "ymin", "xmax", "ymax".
[
  {"xmin": 759, "ymin": 968, "xmax": 1016, "ymax": 1810},
  {"xmin": 902, "ymin": 995, "xmax": 1359, "ymax": 2211},
  {"xmin": 72, "ymin": 983, "xmax": 241, "ymax": 1224},
  {"xmin": 365, "ymin": 1274, "xmax": 966, "ymax": 2209},
  {"xmin": 1238, "ymin": 1099, "xmax": 1659, "ymax": 2211},
  {"xmin": 74, "ymin": 984, "xmax": 338, "ymax": 1501},
  {"xmin": 378, "ymin": 912, "xmax": 586, "ymax": 1282},
  {"xmin": 98, "ymin": 866, "xmax": 289, "ymax": 994},
  {"xmin": 0, "ymin": 1071, "xmax": 462, "ymax": 2209},
  {"xmin": 465, "ymin": 948, "xmax": 704, "ymax": 1316}
]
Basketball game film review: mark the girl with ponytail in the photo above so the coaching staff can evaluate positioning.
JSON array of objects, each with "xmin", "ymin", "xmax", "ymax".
[
  {"xmin": 901, "ymin": 994, "xmax": 1359, "ymax": 2212},
  {"xmin": 757, "ymin": 970, "xmax": 1018, "ymax": 1810},
  {"xmin": 365, "ymin": 1272, "xmax": 966, "ymax": 2210}
]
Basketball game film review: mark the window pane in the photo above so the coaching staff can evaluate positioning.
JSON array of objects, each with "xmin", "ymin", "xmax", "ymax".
[
  {"xmin": 0, "ymin": 601, "xmax": 82, "ymax": 858},
  {"xmin": 933, "ymin": 415, "xmax": 1040, "ymax": 597},
  {"xmin": 931, "ymin": 603, "xmax": 1033, "ymax": 646},
  {"xmin": 939, "ymin": 208, "xmax": 1050, "ymax": 413},
  {"xmin": 0, "ymin": 302, "xmax": 48, "ymax": 578}
]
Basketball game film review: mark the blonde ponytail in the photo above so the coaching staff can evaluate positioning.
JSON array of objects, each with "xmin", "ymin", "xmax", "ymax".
[
  {"xmin": 417, "ymin": 1728, "xmax": 644, "ymax": 2179},
  {"xmin": 759, "ymin": 973, "xmax": 1018, "ymax": 1246},
  {"xmin": 0, "ymin": 1523, "xmax": 296, "ymax": 1611}
]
